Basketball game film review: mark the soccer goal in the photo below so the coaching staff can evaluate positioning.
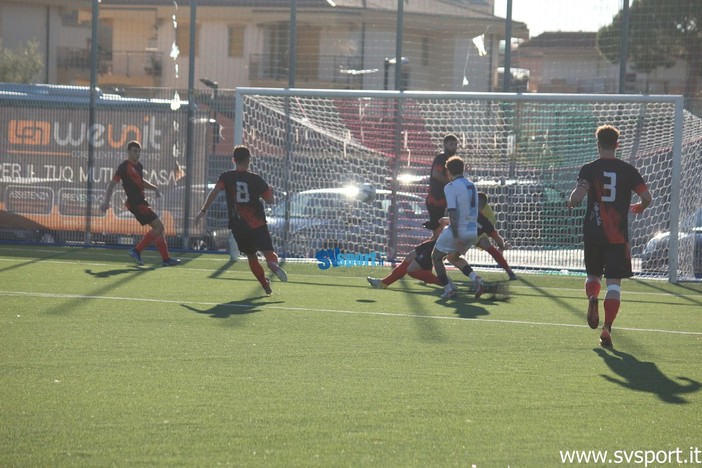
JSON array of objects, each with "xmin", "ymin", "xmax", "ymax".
[{"xmin": 233, "ymin": 88, "xmax": 702, "ymax": 282}]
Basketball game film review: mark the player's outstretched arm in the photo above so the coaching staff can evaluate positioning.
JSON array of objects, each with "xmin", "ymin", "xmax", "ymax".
[
  {"xmin": 143, "ymin": 180, "xmax": 161, "ymax": 198},
  {"xmin": 195, "ymin": 185, "xmax": 223, "ymax": 224},
  {"xmin": 99, "ymin": 180, "xmax": 118, "ymax": 212}
]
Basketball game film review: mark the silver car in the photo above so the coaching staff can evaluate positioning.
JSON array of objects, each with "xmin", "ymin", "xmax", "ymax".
[
  {"xmin": 640, "ymin": 207, "xmax": 702, "ymax": 277},
  {"xmin": 266, "ymin": 187, "xmax": 428, "ymax": 259}
]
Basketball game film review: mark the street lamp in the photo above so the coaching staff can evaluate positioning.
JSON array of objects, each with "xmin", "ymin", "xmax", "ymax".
[
  {"xmin": 383, "ymin": 56, "xmax": 409, "ymax": 90},
  {"xmin": 200, "ymin": 77, "xmax": 219, "ymax": 90}
]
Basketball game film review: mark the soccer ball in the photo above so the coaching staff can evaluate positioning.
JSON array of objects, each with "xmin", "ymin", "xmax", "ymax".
[{"xmin": 358, "ymin": 183, "xmax": 376, "ymax": 203}]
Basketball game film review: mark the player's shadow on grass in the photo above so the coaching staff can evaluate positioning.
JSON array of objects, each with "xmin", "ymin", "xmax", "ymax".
[
  {"xmin": 182, "ymin": 298, "xmax": 284, "ymax": 319},
  {"xmin": 442, "ymin": 296, "xmax": 491, "ymax": 319},
  {"xmin": 0, "ymin": 249, "xmax": 74, "ymax": 274},
  {"xmin": 518, "ymin": 276, "xmax": 584, "ymax": 321},
  {"xmin": 594, "ymin": 347, "xmax": 701, "ymax": 404},
  {"xmin": 208, "ymin": 259, "xmax": 239, "ymax": 279},
  {"xmin": 85, "ymin": 266, "xmax": 153, "ymax": 278},
  {"xmin": 429, "ymin": 281, "xmax": 490, "ymax": 319},
  {"xmin": 43, "ymin": 266, "xmax": 152, "ymax": 315},
  {"xmin": 630, "ymin": 278, "xmax": 702, "ymax": 307}
]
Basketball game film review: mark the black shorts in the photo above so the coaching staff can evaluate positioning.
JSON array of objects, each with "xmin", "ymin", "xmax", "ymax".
[
  {"xmin": 424, "ymin": 201, "xmax": 447, "ymax": 230},
  {"xmin": 232, "ymin": 224, "xmax": 275, "ymax": 256},
  {"xmin": 414, "ymin": 240, "xmax": 436, "ymax": 271},
  {"xmin": 584, "ymin": 240, "xmax": 633, "ymax": 279},
  {"xmin": 127, "ymin": 202, "xmax": 158, "ymax": 226}
]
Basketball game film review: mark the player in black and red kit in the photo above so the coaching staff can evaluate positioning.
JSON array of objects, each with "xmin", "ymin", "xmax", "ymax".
[
  {"xmin": 567, "ymin": 125, "xmax": 652, "ymax": 347},
  {"xmin": 368, "ymin": 211, "xmax": 510, "ymax": 295},
  {"xmin": 100, "ymin": 140, "xmax": 180, "ymax": 267},
  {"xmin": 195, "ymin": 145, "xmax": 287, "ymax": 295},
  {"xmin": 424, "ymin": 134, "xmax": 458, "ymax": 238}
]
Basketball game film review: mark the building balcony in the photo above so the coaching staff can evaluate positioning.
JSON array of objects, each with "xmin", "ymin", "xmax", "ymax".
[
  {"xmin": 248, "ymin": 54, "xmax": 367, "ymax": 89},
  {"xmin": 56, "ymin": 47, "xmax": 163, "ymax": 86}
]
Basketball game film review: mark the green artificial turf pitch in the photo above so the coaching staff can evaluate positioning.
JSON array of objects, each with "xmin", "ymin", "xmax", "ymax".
[{"xmin": 1, "ymin": 245, "xmax": 700, "ymax": 466}]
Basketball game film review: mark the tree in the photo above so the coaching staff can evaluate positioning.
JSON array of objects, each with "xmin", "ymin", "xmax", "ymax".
[
  {"xmin": 0, "ymin": 39, "xmax": 43, "ymax": 83},
  {"xmin": 596, "ymin": 0, "xmax": 702, "ymax": 99}
]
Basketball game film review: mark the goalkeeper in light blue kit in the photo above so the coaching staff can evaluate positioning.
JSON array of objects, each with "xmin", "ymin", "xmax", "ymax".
[{"xmin": 431, "ymin": 155, "xmax": 485, "ymax": 299}]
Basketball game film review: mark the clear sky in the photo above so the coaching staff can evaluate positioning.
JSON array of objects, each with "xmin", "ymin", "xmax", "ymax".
[{"xmin": 493, "ymin": 0, "xmax": 624, "ymax": 37}]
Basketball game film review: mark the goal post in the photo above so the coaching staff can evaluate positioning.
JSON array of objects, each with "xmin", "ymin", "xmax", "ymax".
[{"xmin": 233, "ymin": 87, "xmax": 701, "ymax": 282}]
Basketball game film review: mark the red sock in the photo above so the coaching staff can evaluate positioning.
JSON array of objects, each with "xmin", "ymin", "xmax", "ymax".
[
  {"xmin": 264, "ymin": 251, "xmax": 281, "ymax": 272},
  {"xmin": 247, "ymin": 256, "xmax": 268, "ymax": 288},
  {"xmin": 408, "ymin": 269, "xmax": 442, "ymax": 285},
  {"xmin": 136, "ymin": 229, "xmax": 159, "ymax": 252},
  {"xmin": 604, "ymin": 298, "xmax": 620, "ymax": 327},
  {"xmin": 154, "ymin": 235, "xmax": 170, "ymax": 260},
  {"xmin": 382, "ymin": 260, "xmax": 409, "ymax": 286},
  {"xmin": 486, "ymin": 246, "xmax": 511, "ymax": 272},
  {"xmin": 585, "ymin": 280, "xmax": 601, "ymax": 299},
  {"xmin": 264, "ymin": 251, "xmax": 279, "ymax": 265}
]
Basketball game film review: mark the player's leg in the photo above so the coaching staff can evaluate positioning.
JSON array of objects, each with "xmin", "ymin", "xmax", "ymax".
[
  {"xmin": 583, "ymin": 240, "xmax": 605, "ymax": 329},
  {"xmin": 369, "ymin": 251, "xmax": 415, "ymax": 288},
  {"xmin": 263, "ymin": 250, "xmax": 287, "ymax": 281},
  {"xmin": 600, "ymin": 243, "xmax": 634, "ymax": 347},
  {"xmin": 477, "ymin": 237, "xmax": 516, "ymax": 280},
  {"xmin": 585, "ymin": 274, "xmax": 602, "ymax": 329},
  {"xmin": 424, "ymin": 202, "xmax": 446, "ymax": 239},
  {"xmin": 406, "ymin": 259, "xmax": 441, "ymax": 285},
  {"xmin": 446, "ymin": 252, "xmax": 484, "ymax": 299},
  {"xmin": 432, "ymin": 231, "xmax": 457, "ymax": 298},
  {"xmin": 447, "ymin": 252, "xmax": 478, "ymax": 281},
  {"xmin": 235, "ymin": 229, "xmax": 271, "ymax": 295},
  {"xmin": 431, "ymin": 248, "xmax": 455, "ymax": 298},
  {"xmin": 129, "ymin": 204, "xmax": 167, "ymax": 265},
  {"xmin": 257, "ymin": 226, "xmax": 287, "ymax": 282},
  {"xmin": 132, "ymin": 205, "xmax": 160, "ymax": 251},
  {"xmin": 148, "ymin": 217, "xmax": 180, "ymax": 266},
  {"xmin": 599, "ymin": 279, "xmax": 622, "ymax": 347}
]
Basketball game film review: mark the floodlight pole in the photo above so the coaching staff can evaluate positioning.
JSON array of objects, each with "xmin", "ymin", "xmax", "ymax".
[
  {"xmin": 618, "ymin": 0, "xmax": 630, "ymax": 94},
  {"xmin": 183, "ymin": 0, "xmax": 197, "ymax": 249},
  {"xmin": 281, "ymin": 0, "xmax": 298, "ymax": 257},
  {"xmin": 85, "ymin": 0, "xmax": 100, "ymax": 245},
  {"xmin": 503, "ymin": 0, "xmax": 513, "ymax": 92},
  {"xmin": 388, "ymin": 0, "xmax": 405, "ymax": 261}
]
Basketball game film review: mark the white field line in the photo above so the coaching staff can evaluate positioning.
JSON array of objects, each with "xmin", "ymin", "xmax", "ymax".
[
  {"xmin": 0, "ymin": 254, "xmax": 699, "ymax": 301},
  {"xmin": 1, "ymin": 289, "xmax": 700, "ymax": 337}
]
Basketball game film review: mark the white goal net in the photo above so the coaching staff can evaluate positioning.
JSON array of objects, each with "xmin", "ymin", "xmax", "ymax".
[{"xmin": 234, "ymin": 88, "xmax": 702, "ymax": 282}]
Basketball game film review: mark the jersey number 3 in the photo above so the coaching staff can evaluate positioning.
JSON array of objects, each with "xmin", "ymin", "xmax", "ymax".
[{"xmin": 601, "ymin": 171, "xmax": 616, "ymax": 202}]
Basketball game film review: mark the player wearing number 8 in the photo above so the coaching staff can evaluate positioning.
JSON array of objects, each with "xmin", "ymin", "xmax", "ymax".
[
  {"xmin": 195, "ymin": 145, "xmax": 287, "ymax": 295},
  {"xmin": 567, "ymin": 125, "xmax": 653, "ymax": 347}
]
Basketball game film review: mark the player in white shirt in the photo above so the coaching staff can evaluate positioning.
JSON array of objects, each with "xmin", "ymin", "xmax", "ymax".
[{"xmin": 431, "ymin": 156, "xmax": 485, "ymax": 299}]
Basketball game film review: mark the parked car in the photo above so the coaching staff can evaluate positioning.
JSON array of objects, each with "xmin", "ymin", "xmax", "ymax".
[
  {"xmin": 154, "ymin": 183, "xmax": 231, "ymax": 251},
  {"xmin": 640, "ymin": 208, "xmax": 702, "ymax": 277},
  {"xmin": 266, "ymin": 186, "xmax": 428, "ymax": 258}
]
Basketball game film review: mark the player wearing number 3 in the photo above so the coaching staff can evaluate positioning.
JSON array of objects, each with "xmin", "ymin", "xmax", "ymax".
[
  {"xmin": 195, "ymin": 145, "xmax": 287, "ymax": 295},
  {"xmin": 567, "ymin": 125, "xmax": 652, "ymax": 347}
]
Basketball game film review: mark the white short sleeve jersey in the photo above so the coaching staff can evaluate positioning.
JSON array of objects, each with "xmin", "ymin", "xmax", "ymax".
[{"xmin": 444, "ymin": 176, "xmax": 479, "ymax": 230}]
